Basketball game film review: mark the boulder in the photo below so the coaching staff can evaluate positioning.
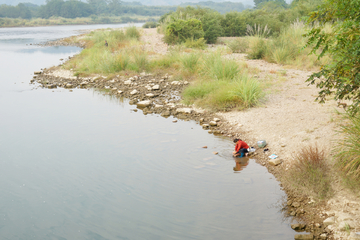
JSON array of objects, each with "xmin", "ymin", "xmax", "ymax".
[
  {"xmin": 214, "ymin": 118, "xmax": 221, "ymax": 122},
  {"xmin": 65, "ymin": 83, "xmax": 73, "ymax": 88},
  {"xmin": 269, "ymin": 159, "xmax": 282, "ymax": 166},
  {"xmin": 136, "ymin": 100, "xmax": 152, "ymax": 108},
  {"xmin": 291, "ymin": 224, "xmax": 306, "ymax": 231},
  {"xmin": 152, "ymin": 84, "xmax": 160, "ymax": 90},
  {"xmin": 294, "ymin": 234, "xmax": 313, "ymax": 240},
  {"xmin": 292, "ymin": 202, "xmax": 301, "ymax": 208},
  {"xmin": 176, "ymin": 108, "xmax": 193, "ymax": 114},
  {"xmin": 124, "ymin": 80, "xmax": 132, "ymax": 85},
  {"xmin": 130, "ymin": 89, "xmax": 138, "ymax": 95}
]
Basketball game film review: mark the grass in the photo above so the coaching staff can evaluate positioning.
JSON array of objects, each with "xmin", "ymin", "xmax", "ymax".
[
  {"xmin": 335, "ymin": 112, "xmax": 360, "ymax": 192},
  {"xmin": 283, "ymin": 144, "xmax": 333, "ymax": 200},
  {"xmin": 64, "ymin": 27, "xmax": 149, "ymax": 74},
  {"xmin": 226, "ymin": 20, "xmax": 331, "ymax": 70}
]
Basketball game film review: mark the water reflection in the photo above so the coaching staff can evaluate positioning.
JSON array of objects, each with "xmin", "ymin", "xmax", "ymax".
[{"xmin": 233, "ymin": 157, "xmax": 249, "ymax": 172}]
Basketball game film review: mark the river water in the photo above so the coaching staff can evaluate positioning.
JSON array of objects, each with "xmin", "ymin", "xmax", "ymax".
[{"xmin": 0, "ymin": 24, "xmax": 295, "ymax": 239}]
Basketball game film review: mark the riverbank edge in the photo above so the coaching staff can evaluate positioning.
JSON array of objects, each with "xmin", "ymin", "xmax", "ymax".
[{"xmin": 32, "ymin": 36, "xmax": 335, "ymax": 240}]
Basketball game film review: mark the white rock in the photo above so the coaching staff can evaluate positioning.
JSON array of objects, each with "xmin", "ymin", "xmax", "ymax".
[
  {"xmin": 214, "ymin": 118, "xmax": 220, "ymax": 122},
  {"xmin": 154, "ymin": 104, "xmax": 163, "ymax": 108},
  {"xmin": 124, "ymin": 80, "xmax": 132, "ymax": 85},
  {"xmin": 323, "ymin": 217, "xmax": 335, "ymax": 226},
  {"xmin": 130, "ymin": 89, "xmax": 138, "ymax": 95},
  {"xmin": 117, "ymin": 91, "xmax": 123, "ymax": 94},
  {"xmin": 152, "ymin": 85, "xmax": 160, "ymax": 90},
  {"xmin": 146, "ymin": 93, "xmax": 155, "ymax": 98},
  {"xmin": 112, "ymin": 88, "xmax": 117, "ymax": 91},
  {"xmin": 129, "ymin": 77, "xmax": 134, "ymax": 81},
  {"xmin": 209, "ymin": 121, "xmax": 217, "ymax": 126},
  {"xmin": 167, "ymin": 103, "xmax": 176, "ymax": 108},
  {"xmin": 105, "ymin": 86, "xmax": 111, "ymax": 89},
  {"xmin": 184, "ymin": 81, "xmax": 189, "ymax": 85},
  {"xmin": 109, "ymin": 79, "xmax": 115, "ymax": 83},
  {"xmin": 136, "ymin": 100, "xmax": 152, "ymax": 108},
  {"xmin": 80, "ymin": 81, "xmax": 88, "ymax": 86},
  {"xmin": 65, "ymin": 83, "xmax": 73, "ymax": 88},
  {"xmin": 176, "ymin": 108, "xmax": 193, "ymax": 114},
  {"xmin": 269, "ymin": 159, "xmax": 282, "ymax": 166},
  {"xmin": 134, "ymin": 76, "xmax": 138, "ymax": 80},
  {"xmin": 349, "ymin": 232, "xmax": 360, "ymax": 240}
]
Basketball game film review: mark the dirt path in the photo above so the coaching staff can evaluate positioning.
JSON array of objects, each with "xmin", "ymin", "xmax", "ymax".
[{"xmin": 140, "ymin": 28, "xmax": 360, "ymax": 240}]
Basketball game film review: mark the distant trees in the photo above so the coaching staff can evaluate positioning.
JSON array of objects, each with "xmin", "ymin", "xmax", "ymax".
[
  {"xmin": 0, "ymin": 3, "xmax": 32, "ymax": 19},
  {"xmin": 37, "ymin": 0, "xmax": 93, "ymax": 18}
]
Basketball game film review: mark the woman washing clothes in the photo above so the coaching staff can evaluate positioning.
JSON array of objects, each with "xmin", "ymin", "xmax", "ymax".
[{"xmin": 232, "ymin": 138, "xmax": 249, "ymax": 157}]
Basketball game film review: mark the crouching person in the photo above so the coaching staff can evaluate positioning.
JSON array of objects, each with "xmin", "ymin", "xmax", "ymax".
[{"xmin": 233, "ymin": 138, "xmax": 249, "ymax": 157}]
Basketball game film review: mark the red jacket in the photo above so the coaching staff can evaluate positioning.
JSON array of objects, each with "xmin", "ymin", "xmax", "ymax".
[{"xmin": 235, "ymin": 140, "xmax": 249, "ymax": 152}]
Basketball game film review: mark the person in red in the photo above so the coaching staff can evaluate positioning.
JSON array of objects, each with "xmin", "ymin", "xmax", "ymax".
[{"xmin": 232, "ymin": 138, "xmax": 249, "ymax": 157}]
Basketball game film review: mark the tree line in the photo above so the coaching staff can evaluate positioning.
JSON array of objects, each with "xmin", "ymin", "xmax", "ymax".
[{"xmin": 0, "ymin": 0, "xmax": 249, "ymax": 19}]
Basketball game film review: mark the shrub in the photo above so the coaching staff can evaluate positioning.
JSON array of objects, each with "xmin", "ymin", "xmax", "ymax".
[
  {"xmin": 228, "ymin": 38, "xmax": 249, "ymax": 53},
  {"xmin": 283, "ymin": 145, "xmax": 332, "ymax": 199},
  {"xmin": 230, "ymin": 76, "xmax": 264, "ymax": 108},
  {"xmin": 164, "ymin": 18, "xmax": 204, "ymax": 44},
  {"xmin": 125, "ymin": 26, "xmax": 141, "ymax": 40},
  {"xmin": 142, "ymin": 21, "xmax": 157, "ymax": 28},
  {"xmin": 184, "ymin": 37, "xmax": 207, "ymax": 49}
]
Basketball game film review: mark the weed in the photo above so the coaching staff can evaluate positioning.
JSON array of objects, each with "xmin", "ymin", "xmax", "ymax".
[
  {"xmin": 202, "ymin": 53, "xmax": 239, "ymax": 80},
  {"xmin": 184, "ymin": 37, "xmax": 207, "ymax": 49},
  {"xmin": 125, "ymin": 26, "xmax": 141, "ymax": 40},
  {"xmin": 180, "ymin": 52, "xmax": 201, "ymax": 74}
]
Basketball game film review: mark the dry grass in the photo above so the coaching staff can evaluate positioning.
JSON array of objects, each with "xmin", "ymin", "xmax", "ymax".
[{"xmin": 282, "ymin": 144, "xmax": 333, "ymax": 200}]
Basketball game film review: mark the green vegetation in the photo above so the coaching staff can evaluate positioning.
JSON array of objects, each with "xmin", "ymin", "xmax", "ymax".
[
  {"xmin": 64, "ymin": 27, "xmax": 149, "ymax": 74},
  {"xmin": 142, "ymin": 21, "xmax": 157, "ymax": 28},
  {"xmin": 306, "ymin": 0, "xmax": 360, "ymax": 113},
  {"xmin": 283, "ymin": 145, "xmax": 333, "ymax": 199},
  {"xmin": 164, "ymin": 18, "xmax": 204, "ymax": 44},
  {"xmin": 335, "ymin": 112, "xmax": 360, "ymax": 186}
]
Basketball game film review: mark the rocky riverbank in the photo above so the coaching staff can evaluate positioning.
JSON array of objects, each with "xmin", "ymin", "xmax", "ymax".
[{"xmin": 31, "ymin": 28, "xmax": 360, "ymax": 240}]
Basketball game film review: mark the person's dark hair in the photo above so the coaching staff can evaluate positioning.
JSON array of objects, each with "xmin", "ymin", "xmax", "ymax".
[{"xmin": 233, "ymin": 138, "xmax": 241, "ymax": 143}]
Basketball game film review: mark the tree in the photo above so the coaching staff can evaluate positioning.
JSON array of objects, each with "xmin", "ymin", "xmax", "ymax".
[
  {"xmin": 254, "ymin": 0, "xmax": 287, "ymax": 9},
  {"xmin": 305, "ymin": 0, "xmax": 360, "ymax": 113}
]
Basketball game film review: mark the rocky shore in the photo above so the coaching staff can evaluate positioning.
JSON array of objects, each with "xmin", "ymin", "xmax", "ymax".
[{"xmin": 31, "ymin": 28, "xmax": 360, "ymax": 240}]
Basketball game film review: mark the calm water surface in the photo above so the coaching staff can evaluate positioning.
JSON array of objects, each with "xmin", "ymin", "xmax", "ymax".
[{"xmin": 0, "ymin": 24, "xmax": 294, "ymax": 239}]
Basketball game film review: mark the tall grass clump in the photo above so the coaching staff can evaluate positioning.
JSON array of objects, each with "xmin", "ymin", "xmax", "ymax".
[
  {"xmin": 125, "ymin": 26, "xmax": 141, "ymax": 40},
  {"xmin": 230, "ymin": 75, "xmax": 264, "ymax": 108},
  {"xmin": 202, "ymin": 53, "xmax": 239, "ymax": 80},
  {"xmin": 335, "ymin": 112, "xmax": 360, "ymax": 189},
  {"xmin": 228, "ymin": 38, "xmax": 249, "ymax": 53},
  {"xmin": 283, "ymin": 145, "xmax": 332, "ymax": 199},
  {"xmin": 184, "ymin": 37, "xmax": 207, "ymax": 49},
  {"xmin": 247, "ymin": 36, "xmax": 268, "ymax": 59},
  {"xmin": 246, "ymin": 24, "xmax": 271, "ymax": 38},
  {"xmin": 180, "ymin": 52, "xmax": 201, "ymax": 74}
]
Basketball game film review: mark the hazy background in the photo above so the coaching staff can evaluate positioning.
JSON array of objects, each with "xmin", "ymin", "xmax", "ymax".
[{"xmin": 0, "ymin": 0, "xmax": 293, "ymax": 7}]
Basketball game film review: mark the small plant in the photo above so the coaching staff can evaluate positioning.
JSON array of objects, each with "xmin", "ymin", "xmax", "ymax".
[
  {"xmin": 202, "ymin": 53, "xmax": 239, "ymax": 80},
  {"xmin": 247, "ymin": 37, "xmax": 268, "ymax": 59},
  {"xmin": 283, "ymin": 144, "xmax": 332, "ymax": 199},
  {"xmin": 230, "ymin": 76, "xmax": 264, "ymax": 108},
  {"xmin": 228, "ymin": 38, "xmax": 249, "ymax": 53}
]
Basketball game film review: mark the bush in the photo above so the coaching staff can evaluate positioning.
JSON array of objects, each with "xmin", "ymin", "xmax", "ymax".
[
  {"xmin": 125, "ymin": 26, "xmax": 141, "ymax": 40},
  {"xmin": 142, "ymin": 21, "xmax": 157, "ymax": 28},
  {"xmin": 164, "ymin": 18, "xmax": 204, "ymax": 44},
  {"xmin": 283, "ymin": 145, "xmax": 332, "ymax": 199},
  {"xmin": 228, "ymin": 38, "xmax": 249, "ymax": 53}
]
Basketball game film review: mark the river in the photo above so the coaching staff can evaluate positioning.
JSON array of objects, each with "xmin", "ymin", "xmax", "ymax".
[{"xmin": 0, "ymin": 24, "xmax": 295, "ymax": 239}]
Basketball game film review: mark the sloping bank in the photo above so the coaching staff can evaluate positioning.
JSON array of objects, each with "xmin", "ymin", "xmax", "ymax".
[{"xmin": 32, "ymin": 28, "xmax": 344, "ymax": 240}]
